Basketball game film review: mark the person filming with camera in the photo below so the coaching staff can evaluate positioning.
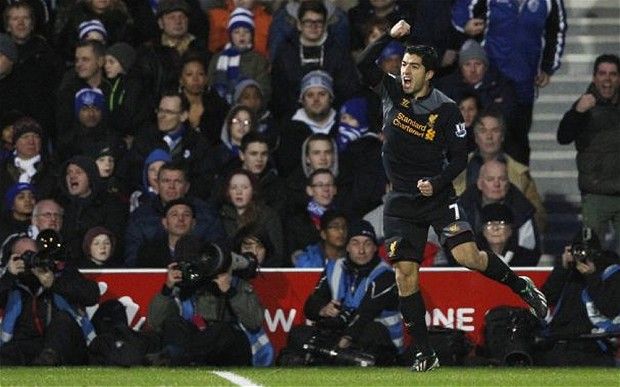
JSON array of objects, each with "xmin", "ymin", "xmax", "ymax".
[
  {"xmin": 146, "ymin": 236, "xmax": 273, "ymax": 367},
  {"xmin": 536, "ymin": 227, "xmax": 620, "ymax": 366},
  {"xmin": 281, "ymin": 220, "xmax": 403, "ymax": 366},
  {"xmin": 0, "ymin": 231, "xmax": 100, "ymax": 365}
]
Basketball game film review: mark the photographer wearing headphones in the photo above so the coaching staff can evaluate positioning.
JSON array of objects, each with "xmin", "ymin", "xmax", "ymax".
[
  {"xmin": 282, "ymin": 220, "xmax": 403, "ymax": 366},
  {"xmin": 537, "ymin": 227, "xmax": 620, "ymax": 366},
  {"xmin": 0, "ymin": 231, "xmax": 100, "ymax": 365},
  {"xmin": 146, "ymin": 236, "xmax": 273, "ymax": 366}
]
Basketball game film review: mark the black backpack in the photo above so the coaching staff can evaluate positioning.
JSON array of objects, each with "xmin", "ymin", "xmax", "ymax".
[
  {"xmin": 88, "ymin": 300, "xmax": 161, "ymax": 367},
  {"xmin": 427, "ymin": 327, "xmax": 474, "ymax": 366},
  {"xmin": 483, "ymin": 306, "xmax": 540, "ymax": 366}
]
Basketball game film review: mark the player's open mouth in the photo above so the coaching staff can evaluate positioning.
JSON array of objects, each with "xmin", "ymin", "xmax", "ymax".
[{"xmin": 403, "ymin": 77, "xmax": 412, "ymax": 87}]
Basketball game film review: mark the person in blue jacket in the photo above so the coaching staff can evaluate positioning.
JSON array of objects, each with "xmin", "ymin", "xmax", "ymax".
[{"xmin": 451, "ymin": 0, "xmax": 567, "ymax": 165}]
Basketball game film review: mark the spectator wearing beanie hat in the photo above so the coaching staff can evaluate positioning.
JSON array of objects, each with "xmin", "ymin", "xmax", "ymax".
[
  {"xmin": 275, "ymin": 70, "xmax": 338, "ymax": 178},
  {"xmin": 207, "ymin": 0, "xmax": 272, "ymax": 59},
  {"xmin": 434, "ymin": 39, "xmax": 517, "ymax": 140},
  {"xmin": 74, "ymin": 87, "xmax": 106, "ymax": 119},
  {"xmin": 208, "ymin": 7, "xmax": 271, "ymax": 105},
  {"xmin": 232, "ymin": 78, "xmax": 278, "ymax": 148},
  {"xmin": 475, "ymin": 202, "xmax": 539, "ymax": 267},
  {"xmin": 334, "ymin": 95, "xmax": 386, "ymax": 221},
  {"xmin": 104, "ymin": 42, "xmax": 149, "ymax": 139},
  {"xmin": 336, "ymin": 97, "xmax": 369, "ymax": 153},
  {"xmin": 105, "ymin": 43, "xmax": 136, "ymax": 77},
  {"xmin": 377, "ymin": 41, "xmax": 405, "ymax": 77},
  {"xmin": 78, "ymin": 19, "xmax": 108, "ymax": 43},
  {"xmin": 0, "ymin": 116, "xmax": 60, "ymax": 204},
  {"xmin": 79, "ymin": 226, "xmax": 117, "ymax": 268},
  {"xmin": 0, "ymin": 182, "xmax": 36, "ymax": 243}
]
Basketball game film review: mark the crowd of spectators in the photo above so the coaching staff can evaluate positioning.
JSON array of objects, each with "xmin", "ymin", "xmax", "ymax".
[
  {"xmin": 2, "ymin": 0, "xmax": 619, "ymax": 369},
  {"xmin": 0, "ymin": 0, "xmax": 610, "ymax": 271}
]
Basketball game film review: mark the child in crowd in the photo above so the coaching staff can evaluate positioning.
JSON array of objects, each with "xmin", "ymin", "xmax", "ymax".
[
  {"xmin": 233, "ymin": 78, "xmax": 277, "ymax": 149},
  {"xmin": 208, "ymin": 7, "xmax": 271, "ymax": 104},
  {"xmin": 128, "ymin": 149, "xmax": 172, "ymax": 213},
  {"xmin": 79, "ymin": 226, "xmax": 117, "ymax": 268},
  {"xmin": 104, "ymin": 42, "xmax": 147, "ymax": 142}
]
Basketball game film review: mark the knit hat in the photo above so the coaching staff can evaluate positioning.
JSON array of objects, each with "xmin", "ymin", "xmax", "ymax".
[
  {"xmin": 378, "ymin": 41, "xmax": 405, "ymax": 64},
  {"xmin": 74, "ymin": 88, "xmax": 106, "ymax": 116},
  {"xmin": 228, "ymin": 7, "xmax": 255, "ymax": 34},
  {"xmin": 156, "ymin": 0, "xmax": 190, "ymax": 18},
  {"xmin": 340, "ymin": 97, "xmax": 369, "ymax": 131},
  {"xmin": 82, "ymin": 226, "xmax": 116, "ymax": 257},
  {"xmin": 78, "ymin": 19, "xmax": 108, "ymax": 41},
  {"xmin": 4, "ymin": 182, "xmax": 35, "ymax": 211},
  {"xmin": 233, "ymin": 78, "xmax": 263, "ymax": 103},
  {"xmin": 347, "ymin": 219, "xmax": 377, "ymax": 245},
  {"xmin": 85, "ymin": 142, "xmax": 115, "ymax": 161},
  {"xmin": 0, "ymin": 33, "xmax": 17, "ymax": 62},
  {"xmin": 299, "ymin": 70, "xmax": 334, "ymax": 101},
  {"xmin": 12, "ymin": 116, "xmax": 43, "ymax": 144},
  {"xmin": 481, "ymin": 203, "xmax": 513, "ymax": 224},
  {"xmin": 459, "ymin": 39, "xmax": 488, "ymax": 67},
  {"xmin": 106, "ymin": 42, "xmax": 136, "ymax": 72}
]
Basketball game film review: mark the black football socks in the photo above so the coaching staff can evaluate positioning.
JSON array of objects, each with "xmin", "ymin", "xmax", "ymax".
[
  {"xmin": 481, "ymin": 250, "xmax": 526, "ymax": 293},
  {"xmin": 400, "ymin": 292, "xmax": 432, "ymax": 355}
]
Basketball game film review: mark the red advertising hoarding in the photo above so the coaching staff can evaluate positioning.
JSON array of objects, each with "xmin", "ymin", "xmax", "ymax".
[{"xmin": 83, "ymin": 268, "xmax": 551, "ymax": 353}]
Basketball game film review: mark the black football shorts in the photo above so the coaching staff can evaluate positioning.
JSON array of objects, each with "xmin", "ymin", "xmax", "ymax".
[{"xmin": 383, "ymin": 190, "xmax": 473, "ymax": 263}]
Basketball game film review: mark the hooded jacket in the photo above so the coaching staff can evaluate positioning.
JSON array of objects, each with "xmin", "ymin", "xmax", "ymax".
[{"xmin": 57, "ymin": 155, "xmax": 128, "ymax": 264}]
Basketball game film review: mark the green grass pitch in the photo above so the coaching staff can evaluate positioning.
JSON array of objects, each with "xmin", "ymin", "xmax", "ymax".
[{"xmin": 1, "ymin": 367, "xmax": 619, "ymax": 386}]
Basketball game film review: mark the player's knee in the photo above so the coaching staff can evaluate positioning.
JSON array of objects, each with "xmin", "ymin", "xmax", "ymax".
[{"xmin": 451, "ymin": 241, "xmax": 485, "ymax": 270}]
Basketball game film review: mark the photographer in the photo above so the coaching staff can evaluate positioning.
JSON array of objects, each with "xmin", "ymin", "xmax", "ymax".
[
  {"xmin": 0, "ymin": 232, "xmax": 100, "ymax": 365},
  {"xmin": 146, "ymin": 236, "xmax": 273, "ymax": 366},
  {"xmin": 283, "ymin": 220, "xmax": 403, "ymax": 366},
  {"xmin": 536, "ymin": 228, "xmax": 620, "ymax": 366}
]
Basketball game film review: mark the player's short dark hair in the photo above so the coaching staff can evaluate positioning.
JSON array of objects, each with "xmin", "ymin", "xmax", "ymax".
[
  {"xmin": 240, "ymin": 131, "xmax": 269, "ymax": 152},
  {"xmin": 405, "ymin": 45, "xmax": 439, "ymax": 73},
  {"xmin": 593, "ymin": 53, "xmax": 620, "ymax": 75}
]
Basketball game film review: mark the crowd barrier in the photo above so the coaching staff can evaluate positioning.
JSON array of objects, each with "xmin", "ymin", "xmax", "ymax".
[{"xmin": 82, "ymin": 268, "xmax": 551, "ymax": 353}]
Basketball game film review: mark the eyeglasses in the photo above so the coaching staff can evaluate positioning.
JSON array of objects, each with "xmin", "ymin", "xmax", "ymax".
[
  {"xmin": 156, "ymin": 108, "xmax": 182, "ymax": 115},
  {"xmin": 484, "ymin": 221, "xmax": 509, "ymax": 230},
  {"xmin": 37, "ymin": 212, "xmax": 63, "ymax": 219},
  {"xmin": 231, "ymin": 118, "xmax": 251, "ymax": 127},
  {"xmin": 301, "ymin": 19, "xmax": 325, "ymax": 28},
  {"xmin": 310, "ymin": 183, "xmax": 335, "ymax": 189}
]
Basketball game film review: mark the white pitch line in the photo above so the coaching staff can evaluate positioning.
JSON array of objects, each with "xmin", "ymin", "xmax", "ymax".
[{"xmin": 211, "ymin": 371, "xmax": 262, "ymax": 387}]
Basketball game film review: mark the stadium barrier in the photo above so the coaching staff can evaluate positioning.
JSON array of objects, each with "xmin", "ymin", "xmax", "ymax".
[{"xmin": 82, "ymin": 268, "xmax": 551, "ymax": 353}]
